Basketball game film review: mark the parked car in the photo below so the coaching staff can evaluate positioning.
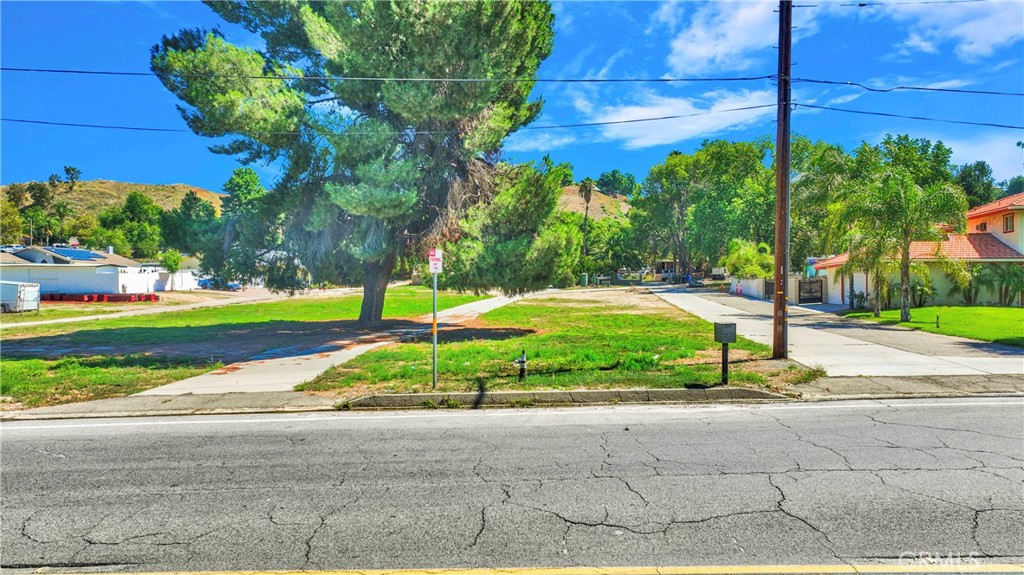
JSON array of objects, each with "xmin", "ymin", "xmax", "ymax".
[
  {"xmin": 687, "ymin": 277, "xmax": 706, "ymax": 288},
  {"xmin": 198, "ymin": 278, "xmax": 242, "ymax": 291}
]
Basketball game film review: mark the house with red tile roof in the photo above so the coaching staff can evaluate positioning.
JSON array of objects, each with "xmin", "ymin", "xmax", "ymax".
[{"xmin": 813, "ymin": 192, "xmax": 1024, "ymax": 307}]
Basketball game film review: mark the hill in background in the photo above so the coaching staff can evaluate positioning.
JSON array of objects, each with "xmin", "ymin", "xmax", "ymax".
[
  {"xmin": 2, "ymin": 179, "xmax": 223, "ymax": 215},
  {"xmin": 559, "ymin": 185, "xmax": 630, "ymax": 220}
]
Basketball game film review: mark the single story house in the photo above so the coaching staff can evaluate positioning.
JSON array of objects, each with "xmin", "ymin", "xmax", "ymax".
[
  {"xmin": 813, "ymin": 192, "xmax": 1024, "ymax": 307},
  {"xmin": 0, "ymin": 246, "xmax": 198, "ymax": 294}
]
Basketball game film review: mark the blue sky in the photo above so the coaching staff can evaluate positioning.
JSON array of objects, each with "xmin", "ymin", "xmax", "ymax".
[{"xmin": 2, "ymin": 1, "xmax": 1022, "ymax": 195}]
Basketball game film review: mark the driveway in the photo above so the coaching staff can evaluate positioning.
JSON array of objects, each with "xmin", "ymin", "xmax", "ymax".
[{"xmin": 653, "ymin": 287, "xmax": 1024, "ymax": 377}]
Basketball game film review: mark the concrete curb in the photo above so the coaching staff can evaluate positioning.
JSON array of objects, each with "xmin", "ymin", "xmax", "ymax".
[{"xmin": 346, "ymin": 387, "xmax": 787, "ymax": 409}]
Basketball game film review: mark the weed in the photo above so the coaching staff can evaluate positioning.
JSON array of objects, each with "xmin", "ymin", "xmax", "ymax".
[
  {"xmin": 421, "ymin": 399, "xmax": 440, "ymax": 409},
  {"xmin": 788, "ymin": 365, "xmax": 827, "ymax": 384},
  {"xmin": 441, "ymin": 397, "xmax": 461, "ymax": 409},
  {"xmin": 335, "ymin": 401, "xmax": 352, "ymax": 411},
  {"xmin": 511, "ymin": 398, "xmax": 534, "ymax": 408}
]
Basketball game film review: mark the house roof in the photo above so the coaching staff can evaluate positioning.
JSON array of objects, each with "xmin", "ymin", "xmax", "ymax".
[
  {"xmin": 967, "ymin": 192, "xmax": 1024, "ymax": 219},
  {"xmin": 5, "ymin": 246, "xmax": 139, "ymax": 267},
  {"xmin": 0, "ymin": 252, "xmax": 27, "ymax": 265},
  {"xmin": 814, "ymin": 233, "xmax": 1024, "ymax": 270}
]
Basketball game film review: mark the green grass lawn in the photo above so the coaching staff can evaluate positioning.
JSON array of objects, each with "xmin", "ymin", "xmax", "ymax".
[
  {"xmin": 1, "ymin": 355, "xmax": 221, "ymax": 407},
  {"xmin": 3, "ymin": 285, "xmax": 486, "ymax": 343},
  {"xmin": 845, "ymin": 305, "xmax": 1024, "ymax": 347},
  {"xmin": 1, "ymin": 306, "xmax": 121, "ymax": 324},
  {"xmin": 301, "ymin": 294, "xmax": 781, "ymax": 396}
]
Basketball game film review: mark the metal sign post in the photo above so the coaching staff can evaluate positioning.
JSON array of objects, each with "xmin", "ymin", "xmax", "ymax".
[
  {"xmin": 714, "ymin": 322, "xmax": 737, "ymax": 386},
  {"xmin": 428, "ymin": 248, "xmax": 443, "ymax": 390}
]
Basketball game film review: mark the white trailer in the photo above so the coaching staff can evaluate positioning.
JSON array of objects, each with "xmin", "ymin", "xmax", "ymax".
[{"xmin": 0, "ymin": 280, "xmax": 41, "ymax": 313}]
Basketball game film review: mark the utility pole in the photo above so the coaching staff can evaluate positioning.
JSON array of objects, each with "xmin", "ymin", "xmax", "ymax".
[{"xmin": 772, "ymin": 0, "xmax": 792, "ymax": 359}]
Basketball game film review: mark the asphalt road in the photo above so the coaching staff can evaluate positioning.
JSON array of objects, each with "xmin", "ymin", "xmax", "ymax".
[{"xmin": 2, "ymin": 399, "xmax": 1023, "ymax": 572}]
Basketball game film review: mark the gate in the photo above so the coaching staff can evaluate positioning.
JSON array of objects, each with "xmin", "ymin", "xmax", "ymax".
[
  {"xmin": 798, "ymin": 278, "xmax": 823, "ymax": 304},
  {"xmin": 763, "ymin": 279, "xmax": 774, "ymax": 301}
]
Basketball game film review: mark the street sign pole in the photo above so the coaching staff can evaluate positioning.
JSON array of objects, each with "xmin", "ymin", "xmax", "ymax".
[
  {"xmin": 432, "ymin": 271, "xmax": 438, "ymax": 391},
  {"xmin": 428, "ymin": 248, "xmax": 443, "ymax": 390}
]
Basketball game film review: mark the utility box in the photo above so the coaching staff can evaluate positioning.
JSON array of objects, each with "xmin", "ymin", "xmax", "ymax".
[{"xmin": 714, "ymin": 322, "xmax": 737, "ymax": 344}]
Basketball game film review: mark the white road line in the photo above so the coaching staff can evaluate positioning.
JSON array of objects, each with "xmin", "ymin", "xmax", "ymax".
[{"xmin": 3, "ymin": 399, "xmax": 1021, "ymax": 431}]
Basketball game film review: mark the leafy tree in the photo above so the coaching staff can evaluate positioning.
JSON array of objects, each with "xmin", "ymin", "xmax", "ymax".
[
  {"xmin": 718, "ymin": 239, "xmax": 773, "ymax": 280},
  {"xmin": 67, "ymin": 213, "xmax": 99, "ymax": 246},
  {"xmin": 51, "ymin": 200, "xmax": 75, "ymax": 243},
  {"xmin": 5, "ymin": 183, "xmax": 29, "ymax": 207},
  {"xmin": 955, "ymin": 161, "xmax": 998, "ymax": 208},
  {"xmin": 442, "ymin": 162, "xmax": 580, "ymax": 293},
  {"xmin": 1001, "ymin": 175, "xmax": 1024, "ymax": 197},
  {"xmin": 597, "ymin": 169, "xmax": 636, "ymax": 197},
  {"xmin": 20, "ymin": 206, "xmax": 48, "ymax": 244},
  {"xmin": 163, "ymin": 191, "xmax": 218, "ymax": 254},
  {"xmin": 632, "ymin": 151, "xmax": 692, "ymax": 276},
  {"xmin": 27, "ymin": 181, "xmax": 52, "ymax": 210},
  {"xmin": 940, "ymin": 258, "xmax": 993, "ymax": 305},
  {"xmin": 85, "ymin": 227, "xmax": 132, "ymax": 257},
  {"xmin": 1, "ymin": 199, "xmax": 25, "ymax": 244},
  {"xmin": 201, "ymin": 168, "xmax": 277, "ymax": 285},
  {"xmin": 151, "ymin": 1, "xmax": 556, "ymax": 324},
  {"xmin": 94, "ymin": 192, "xmax": 165, "ymax": 259},
  {"xmin": 63, "ymin": 166, "xmax": 82, "ymax": 195},
  {"xmin": 159, "ymin": 249, "xmax": 184, "ymax": 290}
]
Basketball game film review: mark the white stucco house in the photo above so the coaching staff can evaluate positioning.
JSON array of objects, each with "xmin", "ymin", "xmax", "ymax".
[{"xmin": 0, "ymin": 246, "xmax": 198, "ymax": 294}]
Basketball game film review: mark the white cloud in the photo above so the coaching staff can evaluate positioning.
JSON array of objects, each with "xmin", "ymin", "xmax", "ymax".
[
  {"xmin": 664, "ymin": 1, "xmax": 823, "ymax": 76},
  {"xmin": 647, "ymin": 1, "xmax": 683, "ymax": 34},
  {"xmin": 824, "ymin": 92, "xmax": 863, "ymax": 106},
  {"xmin": 596, "ymin": 49, "xmax": 628, "ymax": 80},
  {"xmin": 941, "ymin": 132, "xmax": 1024, "ymax": 182},
  {"xmin": 503, "ymin": 131, "xmax": 577, "ymax": 153},
  {"xmin": 880, "ymin": 1, "xmax": 1024, "ymax": 61},
  {"xmin": 589, "ymin": 89, "xmax": 776, "ymax": 149},
  {"xmin": 990, "ymin": 59, "xmax": 1018, "ymax": 73}
]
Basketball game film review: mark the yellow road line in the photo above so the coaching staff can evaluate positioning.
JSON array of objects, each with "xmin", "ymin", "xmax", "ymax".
[{"xmin": 76, "ymin": 565, "xmax": 1024, "ymax": 575}]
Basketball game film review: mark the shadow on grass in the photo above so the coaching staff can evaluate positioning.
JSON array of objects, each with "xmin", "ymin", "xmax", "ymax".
[{"xmin": 2, "ymin": 319, "xmax": 539, "ymax": 364}]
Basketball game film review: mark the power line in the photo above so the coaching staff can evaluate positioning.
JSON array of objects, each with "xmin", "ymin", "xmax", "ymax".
[
  {"xmin": 0, "ymin": 66, "xmax": 777, "ymax": 84},
  {"xmin": 0, "ymin": 104, "xmax": 779, "ymax": 135},
  {"xmin": 839, "ymin": 0, "xmax": 993, "ymax": 5},
  {"xmin": 793, "ymin": 78, "xmax": 1023, "ymax": 97},
  {"xmin": 795, "ymin": 103, "xmax": 1024, "ymax": 130}
]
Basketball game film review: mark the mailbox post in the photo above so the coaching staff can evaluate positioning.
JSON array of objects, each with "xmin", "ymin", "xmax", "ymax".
[{"xmin": 714, "ymin": 322, "xmax": 737, "ymax": 385}]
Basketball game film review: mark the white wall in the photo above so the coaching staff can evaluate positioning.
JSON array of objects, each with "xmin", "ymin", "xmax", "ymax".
[
  {"xmin": 730, "ymin": 277, "xmax": 766, "ymax": 299},
  {"xmin": 0, "ymin": 265, "xmax": 195, "ymax": 294},
  {"xmin": 821, "ymin": 269, "xmax": 868, "ymax": 306}
]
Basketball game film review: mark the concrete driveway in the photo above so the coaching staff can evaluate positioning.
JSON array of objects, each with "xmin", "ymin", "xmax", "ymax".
[{"xmin": 653, "ymin": 287, "xmax": 1024, "ymax": 377}]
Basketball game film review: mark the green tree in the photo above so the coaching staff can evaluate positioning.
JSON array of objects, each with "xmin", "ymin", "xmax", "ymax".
[
  {"xmin": 51, "ymin": 200, "xmax": 75, "ymax": 243},
  {"xmin": 151, "ymin": 1, "xmax": 556, "ymax": 324},
  {"xmin": 159, "ymin": 249, "xmax": 184, "ymax": 290},
  {"xmin": 67, "ymin": 213, "xmax": 99, "ymax": 246},
  {"xmin": 63, "ymin": 166, "xmax": 82, "ymax": 196},
  {"xmin": 1001, "ymin": 175, "xmax": 1024, "ymax": 197},
  {"xmin": 633, "ymin": 151, "xmax": 692, "ymax": 277},
  {"xmin": 1, "ymin": 199, "xmax": 25, "ymax": 244},
  {"xmin": 442, "ymin": 162, "xmax": 580, "ymax": 293},
  {"xmin": 27, "ymin": 182, "xmax": 52, "ymax": 210},
  {"xmin": 86, "ymin": 227, "xmax": 132, "ymax": 257},
  {"xmin": 850, "ymin": 165, "xmax": 967, "ymax": 322},
  {"xmin": 597, "ymin": 169, "xmax": 636, "ymax": 197},
  {"xmin": 5, "ymin": 183, "xmax": 29, "ymax": 208},
  {"xmin": 955, "ymin": 161, "xmax": 998, "ymax": 208},
  {"xmin": 718, "ymin": 239, "xmax": 773, "ymax": 280},
  {"xmin": 163, "ymin": 191, "xmax": 218, "ymax": 254},
  {"xmin": 988, "ymin": 263, "xmax": 1024, "ymax": 306}
]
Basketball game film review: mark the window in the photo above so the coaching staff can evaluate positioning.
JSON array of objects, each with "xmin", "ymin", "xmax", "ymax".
[
  {"xmin": 1004, "ymin": 214, "xmax": 1015, "ymax": 233},
  {"xmin": 976, "ymin": 222, "xmax": 988, "ymax": 232}
]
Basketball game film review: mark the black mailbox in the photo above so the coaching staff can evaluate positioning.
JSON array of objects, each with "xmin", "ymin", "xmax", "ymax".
[{"xmin": 714, "ymin": 322, "xmax": 737, "ymax": 344}]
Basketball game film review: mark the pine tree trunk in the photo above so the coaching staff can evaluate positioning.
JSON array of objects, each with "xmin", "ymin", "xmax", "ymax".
[
  {"xmin": 358, "ymin": 250, "xmax": 397, "ymax": 326},
  {"xmin": 900, "ymin": 244, "xmax": 912, "ymax": 323}
]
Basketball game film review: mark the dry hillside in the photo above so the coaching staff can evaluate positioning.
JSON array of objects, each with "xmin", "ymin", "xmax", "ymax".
[
  {"xmin": 558, "ymin": 185, "xmax": 630, "ymax": 220},
  {"xmin": 2, "ymin": 179, "xmax": 223, "ymax": 215}
]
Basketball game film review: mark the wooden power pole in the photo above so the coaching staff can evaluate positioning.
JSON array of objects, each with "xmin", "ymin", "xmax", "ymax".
[{"xmin": 772, "ymin": 0, "xmax": 792, "ymax": 359}]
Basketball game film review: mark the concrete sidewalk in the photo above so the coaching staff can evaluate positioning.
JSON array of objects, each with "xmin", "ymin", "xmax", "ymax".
[
  {"xmin": 653, "ymin": 287, "xmax": 1024, "ymax": 377},
  {"xmin": 136, "ymin": 294, "xmax": 520, "ymax": 395}
]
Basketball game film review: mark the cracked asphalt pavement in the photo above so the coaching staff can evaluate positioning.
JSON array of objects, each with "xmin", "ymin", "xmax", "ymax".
[{"xmin": 2, "ymin": 399, "xmax": 1022, "ymax": 571}]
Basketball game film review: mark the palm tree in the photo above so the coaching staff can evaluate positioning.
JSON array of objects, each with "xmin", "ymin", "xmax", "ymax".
[
  {"xmin": 578, "ymin": 178, "xmax": 596, "ymax": 258},
  {"xmin": 940, "ymin": 258, "xmax": 994, "ymax": 305},
  {"xmin": 849, "ymin": 167, "xmax": 967, "ymax": 322},
  {"xmin": 987, "ymin": 263, "xmax": 1024, "ymax": 306}
]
